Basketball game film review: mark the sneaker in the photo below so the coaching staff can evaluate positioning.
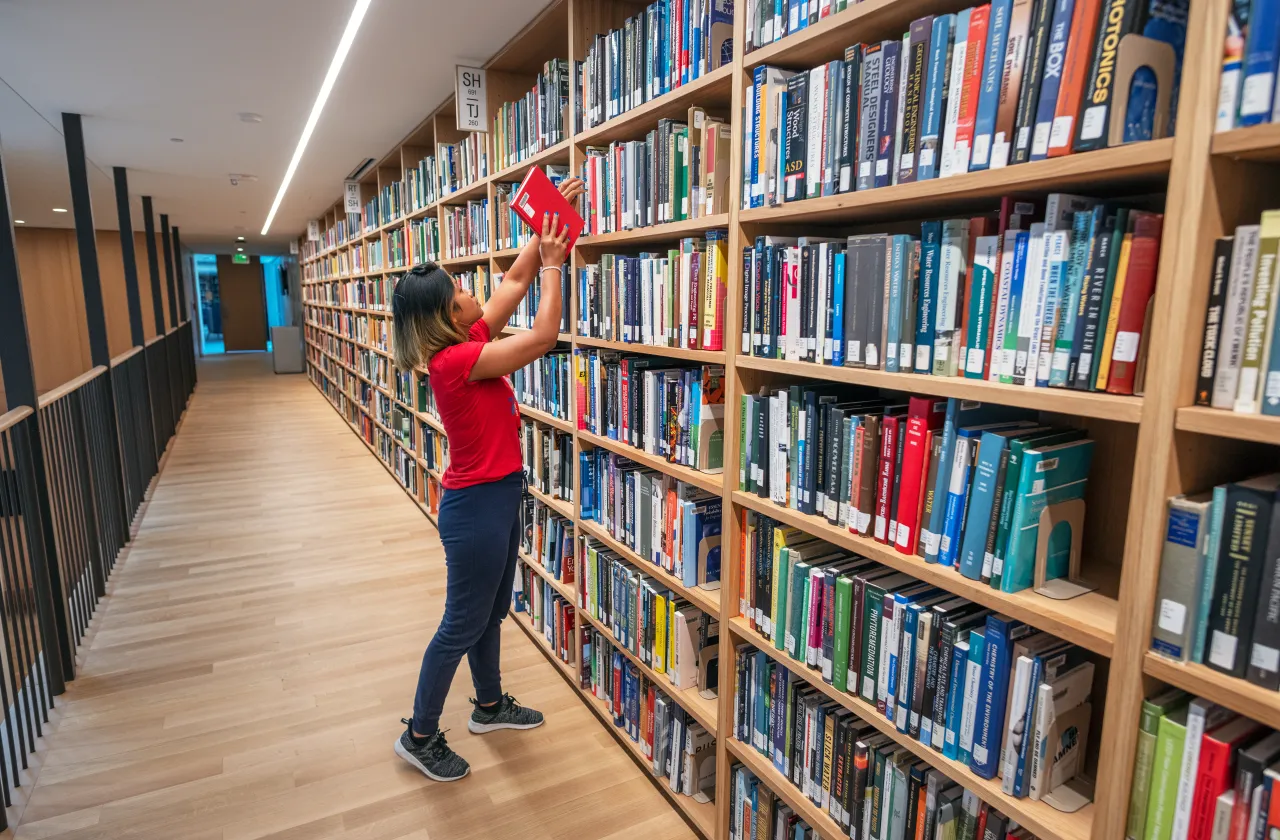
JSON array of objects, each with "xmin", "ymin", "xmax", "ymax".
[
  {"xmin": 468, "ymin": 693, "xmax": 545, "ymax": 733},
  {"xmin": 394, "ymin": 720, "xmax": 470, "ymax": 782}
]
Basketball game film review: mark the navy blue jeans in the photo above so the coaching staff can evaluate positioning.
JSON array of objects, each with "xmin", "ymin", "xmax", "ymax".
[{"xmin": 412, "ymin": 470, "xmax": 523, "ymax": 736}]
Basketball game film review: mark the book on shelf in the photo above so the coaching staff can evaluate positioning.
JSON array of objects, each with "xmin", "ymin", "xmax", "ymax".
[
  {"xmin": 517, "ymin": 565, "xmax": 576, "ymax": 665},
  {"xmin": 497, "ymin": 165, "xmax": 570, "ymax": 251},
  {"xmin": 513, "ymin": 350, "xmax": 573, "ymax": 422},
  {"xmin": 579, "ymin": 448, "xmax": 723, "ymax": 592},
  {"xmin": 442, "ymin": 199, "xmax": 491, "ymax": 259},
  {"xmin": 578, "ymin": 232, "xmax": 730, "ymax": 352},
  {"xmin": 741, "ymin": 1, "xmax": 1187, "ymax": 211},
  {"xmin": 520, "ymin": 495, "xmax": 575, "ymax": 585},
  {"xmin": 521, "ymin": 420, "xmax": 573, "ymax": 505},
  {"xmin": 492, "ymin": 59, "xmax": 570, "ymax": 174},
  {"xmin": 573, "ymin": 0, "xmax": 734, "ymax": 132},
  {"xmin": 437, "ymin": 133, "xmax": 488, "ymax": 195},
  {"xmin": 405, "ymin": 153, "xmax": 439, "ymax": 211},
  {"xmin": 739, "ymin": 197, "xmax": 1164, "ymax": 396},
  {"xmin": 503, "ymin": 264, "xmax": 571, "ymax": 334},
  {"xmin": 739, "ymin": 392, "xmax": 1094, "ymax": 596},
  {"xmin": 1216, "ymin": 0, "xmax": 1280, "ymax": 131},
  {"xmin": 584, "ymin": 627, "xmax": 718, "ymax": 801},
  {"xmin": 574, "ymin": 349, "xmax": 727, "ymax": 474},
  {"xmin": 408, "ymin": 216, "xmax": 440, "ymax": 265},
  {"xmin": 729, "ymin": 764, "xmax": 824, "ymax": 840}
]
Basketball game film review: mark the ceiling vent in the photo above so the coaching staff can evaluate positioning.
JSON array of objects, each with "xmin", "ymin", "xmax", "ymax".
[{"xmin": 347, "ymin": 158, "xmax": 376, "ymax": 181}]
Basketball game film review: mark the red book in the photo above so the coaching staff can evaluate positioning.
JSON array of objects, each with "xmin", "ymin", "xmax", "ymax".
[
  {"xmin": 873, "ymin": 416, "xmax": 899, "ymax": 544},
  {"xmin": 894, "ymin": 398, "xmax": 947, "ymax": 555},
  {"xmin": 511, "ymin": 164, "xmax": 584, "ymax": 248},
  {"xmin": 954, "ymin": 5, "xmax": 991, "ymax": 173},
  {"xmin": 1046, "ymin": 0, "xmax": 1103, "ymax": 157},
  {"xmin": 1189, "ymin": 717, "xmax": 1264, "ymax": 839},
  {"xmin": 1105, "ymin": 212, "xmax": 1164, "ymax": 395}
]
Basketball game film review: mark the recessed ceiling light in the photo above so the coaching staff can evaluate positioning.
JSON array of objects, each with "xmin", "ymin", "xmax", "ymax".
[
  {"xmin": 52, "ymin": 208, "xmax": 67, "ymax": 213},
  {"xmin": 236, "ymin": 236, "xmax": 245, "ymax": 242},
  {"xmin": 170, "ymin": 137, "xmax": 184, "ymax": 143},
  {"xmin": 238, "ymin": 112, "xmax": 263, "ymax": 123},
  {"xmin": 14, "ymin": 220, "xmax": 24, "ymax": 224},
  {"xmin": 260, "ymin": 0, "xmax": 372, "ymax": 236},
  {"xmin": 237, "ymin": 247, "xmax": 244, "ymax": 252}
]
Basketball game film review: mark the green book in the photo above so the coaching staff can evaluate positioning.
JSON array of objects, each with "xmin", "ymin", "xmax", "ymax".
[
  {"xmin": 861, "ymin": 580, "xmax": 890, "ymax": 704},
  {"xmin": 787, "ymin": 560, "xmax": 811, "ymax": 661},
  {"xmin": 772, "ymin": 545, "xmax": 789, "ymax": 650},
  {"xmin": 740, "ymin": 395, "xmax": 751, "ymax": 492},
  {"xmin": 832, "ymin": 575, "xmax": 854, "ymax": 692},
  {"xmin": 1126, "ymin": 687, "xmax": 1188, "ymax": 839},
  {"xmin": 1143, "ymin": 705, "xmax": 1191, "ymax": 840}
]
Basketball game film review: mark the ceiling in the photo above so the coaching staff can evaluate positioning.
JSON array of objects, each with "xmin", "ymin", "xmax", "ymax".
[{"xmin": 0, "ymin": 0, "xmax": 547, "ymax": 254}]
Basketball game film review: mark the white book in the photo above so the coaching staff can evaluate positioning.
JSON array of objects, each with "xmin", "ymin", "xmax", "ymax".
[
  {"xmin": 1213, "ymin": 226, "xmax": 1261, "ymax": 408},
  {"xmin": 1034, "ymin": 230, "xmax": 1071, "ymax": 385},
  {"xmin": 1171, "ymin": 699, "xmax": 1236, "ymax": 839},
  {"xmin": 1211, "ymin": 790, "xmax": 1236, "ymax": 840},
  {"xmin": 968, "ymin": 235, "xmax": 1002, "ymax": 375},
  {"xmin": 878, "ymin": 600, "xmax": 901, "ymax": 709},
  {"xmin": 807, "ymin": 65, "xmax": 826, "ymax": 199},
  {"xmin": 641, "ymin": 259, "xmax": 653, "ymax": 345},
  {"xmin": 933, "ymin": 219, "xmax": 970, "ymax": 375},
  {"xmin": 1021, "ymin": 225, "xmax": 1055, "ymax": 385},
  {"xmin": 959, "ymin": 651, "xmax": 984, "ymax": 756},
  {"xmin": 1001, "ymin": 655, "xmax": 1035, "ymax": 793},
  {"xmin": 939, "ymin": 9, "xmax": 971, "ymax": 179},
  {"xmin": 893, "ymin": 32, "xmax": 910, "ymax": 185},
  {"xmin": 769, "ymin": 390, "xmax": 788, "ymax": 504},
  {"xmin": 989, "ymin": 230, "xmax": 1021, "ymax": 381}
]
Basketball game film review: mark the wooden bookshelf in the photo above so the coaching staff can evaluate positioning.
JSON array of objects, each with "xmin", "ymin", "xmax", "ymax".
[{"xmin": 294, "ymin": 0, "xmax": 1248, "ymax": 836}]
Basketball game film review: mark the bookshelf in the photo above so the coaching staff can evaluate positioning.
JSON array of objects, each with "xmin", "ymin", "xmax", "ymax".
[{"xmin": 295, "ymin": 0, "xmax": 1262, "ymax": 836}]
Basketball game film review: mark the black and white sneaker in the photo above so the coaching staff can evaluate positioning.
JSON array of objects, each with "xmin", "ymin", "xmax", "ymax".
[
  {"xmin": 394, "ymin": 720, "xmax": 470, "ymax": 782},
  {"xmin": 468, "ymin": 693, "xmax": 545, "ymax": 733}
]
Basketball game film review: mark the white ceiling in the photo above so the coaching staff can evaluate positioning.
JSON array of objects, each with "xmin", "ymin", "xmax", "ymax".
[{"xmin": 0, "ymin": 0, "xmax": 546, "ymax": 254}]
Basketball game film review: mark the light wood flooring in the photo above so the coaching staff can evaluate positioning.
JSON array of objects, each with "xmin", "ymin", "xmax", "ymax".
[{"xmin": 10, "ymin": 353, "xmax": 695, "ymax": 840}]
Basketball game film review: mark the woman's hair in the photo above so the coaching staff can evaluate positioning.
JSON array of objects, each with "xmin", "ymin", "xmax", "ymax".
[{"xmin": 392, "ymin": 263, "xmax": 467, "ymax": 370}]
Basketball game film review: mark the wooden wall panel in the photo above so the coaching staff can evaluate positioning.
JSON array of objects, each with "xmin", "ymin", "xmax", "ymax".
[
  {"xmin": 14, "ymin": 227, "xmax": 92, "ymax": 394},
  {"xmin": 96, "ymin": 230, "xmax": 137, "ymax": 358},
  {"xmin": 133, "ymin": 231, "xmax": 167, "ymax": 339}
]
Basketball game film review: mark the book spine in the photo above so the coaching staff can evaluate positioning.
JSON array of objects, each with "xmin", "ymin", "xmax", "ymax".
[
  {"xmin": 969, "ymin": 0, "xmax": 1014, "ymax": 171},
  {"xmin": 1044, "ymin": 0, "xmax": 1102, "ymax": 156},
  {"xmin": 1072, "ymin": 0, "xmax": 1144, "ymax": 151}
]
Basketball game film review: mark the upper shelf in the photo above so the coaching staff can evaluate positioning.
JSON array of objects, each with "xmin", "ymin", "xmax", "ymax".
[
  {"xmin": 1211, "ymin": 124, "xmax": 1280, "ymax": 162},
  {"xmin": 1175, "ymin": 405, "xmax": 1280, "ymax": 444}
]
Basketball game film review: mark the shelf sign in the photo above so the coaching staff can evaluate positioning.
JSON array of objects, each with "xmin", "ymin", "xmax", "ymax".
[
  {"xmin": 307, "ymin": 220, "xmax": 319, "ymax": 241},
  {"xmin": 289, "ymin": 240, "xmax": 299, "ymax": 255},
  {"xmin": 455, "ymin": 66, "xmax": 487, "ymax": 132},
  {"xmin": 344, "ymin": 180, "xmax": 361, "ymax": 214}
]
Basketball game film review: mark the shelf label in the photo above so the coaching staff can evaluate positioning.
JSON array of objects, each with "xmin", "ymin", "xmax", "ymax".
[
  {"xmin": 455, "ymin": 66, "xmax": 488, "ymax": 132},
  {"xmin": 307, "ymin": 220, "xmax": 319, "ymax": 241},
  {"xmin": 344, "ymin": 180, "xmax": 361, "ymax": 214},
  {"xmin": 289, "ymin": 240, "xmax": 299, "ymax": 255}
]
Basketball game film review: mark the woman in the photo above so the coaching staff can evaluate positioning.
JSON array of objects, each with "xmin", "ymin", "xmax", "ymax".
[{"xmin": 391, "ymin": 177, "xmax": 584, "ymax": 783}]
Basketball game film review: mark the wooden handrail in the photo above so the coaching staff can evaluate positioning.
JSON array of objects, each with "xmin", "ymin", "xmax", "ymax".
[
  {"xmin": 37, "ymin": 366, "xmax": 107, "ymax": 409},
  {"xmin": 145, "ymin": 334, "xmax": 164, "ymax": 347},
  {"xmin": 110, "ymin": 345, "xmax": 143, "ymax": 367},
  {"xmin": 0, "ymin": 406, "xmax": 34, "ymax": 435}
]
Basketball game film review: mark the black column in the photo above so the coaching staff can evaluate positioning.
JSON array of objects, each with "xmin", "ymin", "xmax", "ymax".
[
  {"xmin": 171, "ymin": 225, "xmax": 187, "ymax": 321},
  {"xmin": 112, "ymin": 168, "xmax": 145, "ymax": 348},
  {"xmin": 160, "ymin": 214, "xmax": 178, "ymax": 328},
  {"xmin": 0, "ymin": 137, "xmax": 72, "ymax": 692},
  {"xmin": 141, "ymin": 197, "xmax": 165, "ymax": 334}
]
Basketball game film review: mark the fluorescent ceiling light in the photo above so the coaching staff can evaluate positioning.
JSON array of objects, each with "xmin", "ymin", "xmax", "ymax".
[
  {"xmin": 52, "ymin": 207, "xmax": 67, "ymax": 213},
  {"xmin": 14, "ymin": 220, "xmax": 23, "ymax": 224},
  {"xmin": 260, "ymin": 0, "xmax": 372, "ymax": 236}
]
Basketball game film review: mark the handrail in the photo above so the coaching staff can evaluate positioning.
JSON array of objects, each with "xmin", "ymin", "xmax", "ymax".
[
  {"xmin": 110, "ymin": 345, "xmax": 143, "ymax": 367},
  {"xmin": 0, "ymin": 405, "xmax": 34, "ymax": 435},
  {"xmin": 166, "ymin": 325, "xmax": 179, "ymax": 336},
  {"xmin": 145, "ymin": 334, "xmax": 165, "ymax": 347},
  {"xmin": 37, "ymin": 366, "xmax": 108, "ymax": 409}
]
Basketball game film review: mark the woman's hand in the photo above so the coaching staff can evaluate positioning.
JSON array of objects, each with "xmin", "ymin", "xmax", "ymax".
[
  {"xmin": 557, "ymin": 177, "xmax": 585, "ymax": 211},
  {"xmin": 539, "ymin": 212, "xmax": 570, "ymax": 267}
]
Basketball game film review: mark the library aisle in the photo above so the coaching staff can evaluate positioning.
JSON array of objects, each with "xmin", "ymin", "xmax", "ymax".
[{"xmin": 12, "ymin": 355, "xmax": 694, "ymax": 840}]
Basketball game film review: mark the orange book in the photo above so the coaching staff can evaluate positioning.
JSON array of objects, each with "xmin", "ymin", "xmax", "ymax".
[
  {"xmin": 953, "ymin": 5, "xmax": 992, "ymax": 173},
  {"xmin": 1046, "ymin": 0, "xmax": 1103, "ymax": 157}
]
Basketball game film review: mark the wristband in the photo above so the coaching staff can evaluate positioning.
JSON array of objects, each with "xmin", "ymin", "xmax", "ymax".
[{"xmin": 539, "ymin": 266, "xmax": 563, "ymax": 278}]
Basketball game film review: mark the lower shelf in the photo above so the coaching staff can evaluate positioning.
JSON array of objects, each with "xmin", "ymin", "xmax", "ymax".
[
  {"xmin": 725, "ymin": 738, "xmax": 846, "ymax": 840},
  {"xmin": 1144, "ymin": 651, "xmax": 1280, "ymax": 731}
]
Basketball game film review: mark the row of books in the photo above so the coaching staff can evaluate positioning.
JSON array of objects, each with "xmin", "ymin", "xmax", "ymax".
[
  {"xmin": 573, "ymin": 0, "xmax": 734, "ymax": 132},
  {"xmin": 366, "ymin": 238, "xmax": 383, "ymax": 272},
  {"xmin": 1151, "ymin": 474, "xmax": 1280, "ymax": 688},
  {"xmin": 740, "ymin": 196, "xmax": 1163, "ymax": 396},
  {"xmin": 513, "ymin": 568, "xmax": 575, "ymax": 666},
  {"xmin": 579, "ymin": 451, "xmax": 723, "ymax": 590},
  {"xmin": 437, "ymin": 135, "xmax": 488, "ymax": 197},
  {"xmin": 574, "ymin": 350, "xmax": 727, "ymax": 473},
  {"xmin": 581, "ymin": 538, "xmax": 720, "ymax": 693},
  {"xmin": 406, "ymin": 153, "xmax": 439, "ymax": 212},
  {"xmin": 393, "ymin": 368, "xmax": 411, "ymax": 404},
  {"xmin": 1127, "ymin": 690, "xmax": 1280, "ymax": 840},
  {"xmin": 408, "ymin": 216, "xmax": 440, "ymax": 266},
  {"xmin": 579, "ymin": 110, "xmax": 732, "ymax": 236},
  {"xmin": 502, "ymin": 265, "xmax": 572, "ymax": 334},
  {"xmin": 743, "ymin": 0, "xmax": 857, "ymax": 53},
  {"xmin": 740, "ymin": 392, "xmax": 1094, "ymax": 595},
  {"xmin": 386, "ymin": 227, "xmax": 407, "ymax": 270},
  {"xmin": 512, "ymin": 351, "xmax": 572, "ymax": 422},
  {"xmin": 320, "ymin": 213, "xmax": 359, "ymax": 251},
  {"xmin": 743, "ymin": 0, "xmax": 1184, "ymax": 209},
  {"xmin": 420, "ymin": 423, "xmax": 448, "ymax": 475},
  {"xmin": 730, "ymin": 724, "xmax": 1043, "ymax": 840},
  {"xmin": 442, "ymin": 199, "xmax": 490, "ymax": 259},
  {"xmin": 304, "ymin": 276, "xmax": 390, "ymax": 310},
  {"xmin": 735, "ymin": 582, "xmax": 1094, "ymax": 801},
  {"xmin": 583, "ymin": 628, "xmax": 718, "ymax": 802},
  {"xmin": 1194, "ymin": 211, "xmax": 1280, "ymax": 414},
  {"xmin": 491, "ymin": 59, "xmax": 570, "ymax": 174},
  {"xmin": 521, "ymin": 420, "xmax": 573, "ymax": 504},
  {"xmin": 495, "ymin": 165, "xmax": 571, "ymax": 252},
  {"xmin": 577, "ymin": 233, "xmax": 730, "ymax": 352},
  {"xmin": 416, "ymin": 373, "xmax": 439, "ymax": 420},
  {"xmin": 1216, "ymin": 0, "xmax": 1280, "ymax": 131},
  {"xmin": 520, "ymin": 498, "xmax": 573, "ymax": 585}
]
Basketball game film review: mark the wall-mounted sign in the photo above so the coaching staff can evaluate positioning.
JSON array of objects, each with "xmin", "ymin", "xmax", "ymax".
[
  {"xmin": 232, "ymin": 253, "xmax": 250, "ymax": 264},
  {"xmin": 306, "ymin": 220, "xmax": 319, "ymax": 241},
  {"xmin": 455, "ymin": 66, "xmax": 488, "ymax": 132},
  {"xmin": 344, "ymin": 180, "xmax": 361, "ymax": 214},
  {"xmin": 289, "ymin": 240, "xmax": 299, "ymax": 255}
]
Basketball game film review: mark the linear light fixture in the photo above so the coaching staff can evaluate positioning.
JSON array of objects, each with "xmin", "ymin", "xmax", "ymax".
[{"xmin": 260, "ymin": 0, "xmax": 372, "ymax": 236}]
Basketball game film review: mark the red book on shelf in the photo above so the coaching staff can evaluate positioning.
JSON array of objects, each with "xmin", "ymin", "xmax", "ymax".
[
  {"xmin": 511, "ymin": 165, "xmax": 584, "ymax": 248},
  {"xmin": 954, "ymin": 5, "xmax": 991, "ymax": 173},
  {"xmin": 1046, "ymin": 0, "xmax": 1103, "ymax": 157},
  {"xmin": 1105, "ymin": 212, "xmax": 1164, "ymax": 396},
  {"xmin": 1188, "ymin": 716, "xmax": 1263, "ymax": 838},
  {"xmin": 895, "ymin": 398, "xmax": 946, "ymax": 555}
]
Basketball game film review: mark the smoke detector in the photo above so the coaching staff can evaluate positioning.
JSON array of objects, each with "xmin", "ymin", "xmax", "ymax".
[{"xmin": 228, "ymin": 173, "xmax": 258, "ymax": 187}]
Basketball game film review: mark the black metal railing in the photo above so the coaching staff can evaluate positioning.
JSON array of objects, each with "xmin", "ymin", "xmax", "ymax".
[
  {"xmin": 110, "ymin": 347, "xmax": 156, "ymax": 522},
  {"xmin": 144, "ymin": 335, "xmax": 174, "ymax": 456}
]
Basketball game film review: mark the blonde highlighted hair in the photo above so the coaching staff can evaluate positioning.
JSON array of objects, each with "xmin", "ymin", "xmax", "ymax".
[{"xmin": 392, "ymin": 263, "xmax": 467, "ymax": 370}]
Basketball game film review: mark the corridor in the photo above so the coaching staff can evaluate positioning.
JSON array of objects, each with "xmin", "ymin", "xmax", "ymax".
[{"xmin": 14, "ymin": 355, "xmax": 694, "ymax": 840}]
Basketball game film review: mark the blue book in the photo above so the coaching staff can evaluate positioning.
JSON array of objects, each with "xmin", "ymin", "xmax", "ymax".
[
  {"xmin": 958, "ymin": 430, "xmax": 1019, "ymax": 579},
  {"xmin": 917, "ymin": 14, "xmax": 956, "ymax": 181},
  {"xmin": 1048, "ymin": 211, "xmax": 1096, "ymax": 387},
  {"xmin": 886, "ymin": 236, "xmax": 907, "ymax": 372},
  {"xmin": 832, "ymin": 251, "xmax": 847, "ymax": 366},
  {"xmin": 942, "ymin": 638, "xmax": 970, "ymax": 759},
  {"xmin": 1192, "ymin": 486, "xmax": 1227, "ymax": 663},
  {"xmin": 997, "ymin": 231, "xmax": 1031, "ymax": 384},
  {"xmin": 914, "ymin": 221, "xmax": 942, "ymax": 374},
  {"xmin": 1029, "ymin": 0, "xmax": 1078, "ymax": 161},
  {"xmin": 682, "ymin": 500, "xmax": 698, "ymax": 586},
  {"xmin": 1001, "ymin": 438, "xmax": 1096, "ymax": 593},
  {"xmin": 957, "ymin": 629, "xmax": 986, "ymax": 765},
  {"xmin": 970, "ymin": 614, "xmax": 1030, "ymax": 778},
  {"xmin": 968, "ymin": 0, "xmax": 1014, "ymax": 171},
  {"xmin": 1012, "ymin": 653, "xmax": 1044, "ymax": 796},
  {"xmin": 896, "ymin": 603, "xmax": 923, "ymax": 734},
  {"xmin": 875, "ymin": 39, "xmax": 903, "ymax": 189},
  {"xmin": 1240, "ymin": 0, "xmax": 1280, "ymax": 126},
  {"xmin": 1062, "ymin": 206, "xmax": 1108, "ymax": 383},
  {"xmin": 938, "ymin": 427, "xmax": 984, "ymax": 568},
  {"xmin": 754, "ymin": 650, "xmax": 769, "ymax": 748}
]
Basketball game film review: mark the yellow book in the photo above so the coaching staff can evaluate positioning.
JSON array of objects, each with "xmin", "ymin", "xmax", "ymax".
[
  {"xmin": 701, "ymin": 232, "xmax": 728, "ymax": 348},
  {"xmin": 1096, "ymin": 229, "xmax": 1134, "ymax": 391},
  {"xmin": 653, "ymin": 593, "xmax": 668, "ymax": 674},
  {"xmin": 667, "ymin": 599, "xmax": 677, "ymax": 673}
]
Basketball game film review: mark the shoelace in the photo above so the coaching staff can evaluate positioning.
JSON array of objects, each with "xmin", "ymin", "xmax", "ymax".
[
  {"xmin": 400, "ymin": 719, "xmax": 452, "ymax": 756},
  {"xmin": 472, "ymin": 693, "xmax": 521, "ymax": 715}
]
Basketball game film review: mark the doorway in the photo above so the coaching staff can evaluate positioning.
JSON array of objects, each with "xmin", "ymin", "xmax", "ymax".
[
  {"xmin": 195, "ymin": 254, "xmax": 223, "ymax": 354},
  {"xmin": 217, "ymin": 254, "xmax": 268, "ymax": 352}
]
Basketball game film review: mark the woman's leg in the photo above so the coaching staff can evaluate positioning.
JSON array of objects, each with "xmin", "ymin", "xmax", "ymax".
[
  {"xmin": 466, "ymin": 480, "xmax": 522, "ymax": 704},
  {"xmin": 410, "ymin": 479, "xmax": 515, "ymax": 737}
]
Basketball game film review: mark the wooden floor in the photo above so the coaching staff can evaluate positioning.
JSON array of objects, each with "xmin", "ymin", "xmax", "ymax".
[{"xmin": 10, "ymin": 353, "xmax": 695, "ymax": 840}]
